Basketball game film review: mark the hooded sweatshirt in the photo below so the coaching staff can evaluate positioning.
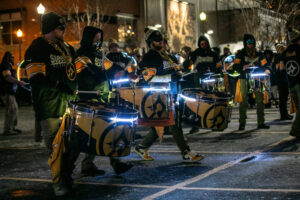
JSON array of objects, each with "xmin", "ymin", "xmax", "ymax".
[
  {"xmin": 189, "ymin": 35, "xmax": 221, "ymax": 76},
  {"xmin": 233, "ymin": 34, "xmax": 267, "ymax": 79},
  {"xmin": 76, "ymin": 26, "xmax": 108, "ymax": 99}
]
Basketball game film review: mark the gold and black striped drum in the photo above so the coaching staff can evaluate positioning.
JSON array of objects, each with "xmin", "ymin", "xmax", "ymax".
[
  {"xmin": 179, "ymin": 89, "xmax": 232, "ymax": 131},
  {"xmin": 67, "ymin": 101, "xmax": 138, "ymax": 157}
]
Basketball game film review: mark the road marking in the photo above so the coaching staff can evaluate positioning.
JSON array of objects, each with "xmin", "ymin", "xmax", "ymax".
[
  {"xmin": 148, "ymin": 150, "xmax": 300, "ymax": 155},
  {"xmin": 179, "ymin": 187, "xmax": 300, "ymax": 193},
  {"xmin": 1, "ymin": 177, "xmax": 300, "ymax": 193},
  {"xmin": 142, "ymin": 136, "xmax": 295, "ymax": 200}
]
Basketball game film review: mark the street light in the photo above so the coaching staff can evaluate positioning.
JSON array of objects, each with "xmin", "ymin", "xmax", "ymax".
[
  {"xmin": 16, "ymin": 29, "xmax": 23, "ymax": 62},
  {"xmin": 37, "ymin": 3, "xmax": 45, "ymax": 15},
  {"xmin": 37, "ymin": 3, "xmax": 45, "ymax": 30},
  {"xmin": 199, "ymin": 12, "xmax": 207, "ymax": 34}
]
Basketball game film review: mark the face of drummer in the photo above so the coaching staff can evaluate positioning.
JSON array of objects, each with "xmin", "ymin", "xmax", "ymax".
[
  {"xmin": 199, "ymin": 40, "xmax": 208, "ymax": 49},
  {"xmin": 53, "ymin": 25, "xmax": 66, "ymax": 41},
  {"xmin": 150, "ymin": 32, "xmax": 163, "ymax": 51}
]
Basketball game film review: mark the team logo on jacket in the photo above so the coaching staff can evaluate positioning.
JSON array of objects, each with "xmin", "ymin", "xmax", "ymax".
[
  {"xmin": 94, "ymin": 57, "xmax": 102, "ymax": 68},
  {"xmin": 66, "ymin": 63, "xmax": 76, "ymax": 80},
  {"xmin": 286, "ymin": 60, "xmax": 299, "ymax": 77}
]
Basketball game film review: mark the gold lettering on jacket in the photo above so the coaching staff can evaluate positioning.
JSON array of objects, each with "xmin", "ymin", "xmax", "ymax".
[{"xmin": 50, "ymin": 54, "xmax": 67, "ymax": 67}]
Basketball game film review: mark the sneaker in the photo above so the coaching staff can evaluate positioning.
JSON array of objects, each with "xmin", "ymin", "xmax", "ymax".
[
  {"xmin": 112, "ymin": 161, "xmax": 133, "ymax": 175},
  {"xmin": 257, "ymin": 124, "xmax": 270, "ymax": 129},
  {"xmin": 81, "ymin": 165, "xmax": 105, "ymax": 177},
  {"xmin": 290, "ymin": 129, "xmax": 300, "ymax": 139},
  {"xmin": 134, "ymin": 146, "xmax": 154, "ymax": 161},
  {"xmin": 53, "ymin": 182, "xmax": 70, "ymax": 196},
  {"xmin": 182, "ymin": 151, "xmax": 204, "ymax": 162},
  {"xmin": 280, "ymin": 115, "xmax": 293, "ymax": 120},
  {"xmin": 13, "ymin": 128, "xmax": 22, "ymax": 133}
]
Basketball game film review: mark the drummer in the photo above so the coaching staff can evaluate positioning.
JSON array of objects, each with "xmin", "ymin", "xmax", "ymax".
[
  {"xmin": 134, "ymin": 27, "xmax": 204, "ymax": 162},
  {"xmin": 185, "ymin": 35, "xmax": 222, "ymax": 134},
  {"xmin": 189, "ymin": 35, "xmax": 222, "ymax": 88},
  {"xmin": 233, "ymin": 34, "xmax": 270, "ymax": 130},
  {"xmin": 76, "ymin": 26, "xmax": 133, "ymax": 177}
]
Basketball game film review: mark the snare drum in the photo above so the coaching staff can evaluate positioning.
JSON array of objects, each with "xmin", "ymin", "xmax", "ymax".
[
  {"xmin": 67, "ymin": 101, "xmax": 138, "ymax": 157},
  {"xmin": 116, "ymin": 82, "xmax": 175, "ymax": 127},
  {"xmin": 179, "ymin": 88, "xmax": 232, "ymax": 131},
  {"xmin": 248, "ymin": 72, "xmax": 270, "ymax": 93},
  {"xmin": 201, "ymin": 73, "xmax": 226, "ymax": 93}
]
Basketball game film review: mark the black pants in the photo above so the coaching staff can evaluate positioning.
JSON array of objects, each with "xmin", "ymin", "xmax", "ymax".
[{"xmin": 278, "ymin": 83, "xmax": 289, "ymax": 117}]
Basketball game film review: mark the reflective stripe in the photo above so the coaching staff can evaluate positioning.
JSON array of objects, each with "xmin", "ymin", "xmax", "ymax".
[
  {"xmin": 233, "ymin": 58, "xmax": 241, "ymax": 64},
  {"xmin": 127, "ymin": 66, "xmax": 133, "ymax": 73},
  {"xmin": 74, "ymin": 57, "xmax": 87, "ymax": 74},
  {"xmin": 260, "ymin": 58, "xmax": 267, "ymax": 66},
  {"xmin": 25, "ymin": 63, "xmax": 46, "ymax": 79},
  {"xmin": 142, "ymin": 68, "xmax": 157, "ymax": 81},
  {"xmin": 188, "ymin": 64, "xmax": 194, "ymax": 71},
  {"xmin": 103, "ymin": 57, "xmax": 113, "ymax": 70}
]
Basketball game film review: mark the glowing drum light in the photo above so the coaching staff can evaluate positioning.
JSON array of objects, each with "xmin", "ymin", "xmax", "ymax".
[
  {"xmin": 112, "ymin": 78, "xmax": 129, "ymax": 84},
  {"xmin": 179, "ymin": 94, "xmax": 196, "ymax": 102},
  {"xmin": 110, "ymin": 117, "xmax": 138, "ymax": 123},
  {"xmin": 202, "ymin": 79, "xmax": 216, "ymax": 83},
  {"xmin": 251, "ymin": 73, "xmax": 268, "ymax": 77},
  {"xmin": 143, "ymin": 87, "xmax": 170, "ymax": 92}
]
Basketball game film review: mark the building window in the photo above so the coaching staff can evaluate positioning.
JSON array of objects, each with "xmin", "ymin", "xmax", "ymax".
[
  {"xmin": 0, "ymin": 11, "xmax": 22, "ymax": 45},
  {"xmin": 116, "ymin": 13, "xmax": 137, "ymax": 43}
]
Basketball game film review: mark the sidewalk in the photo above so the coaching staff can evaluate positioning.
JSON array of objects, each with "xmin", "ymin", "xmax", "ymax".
[{"xmin": 0, "ymin": 106, "xmax": 45, "ymax": 149}]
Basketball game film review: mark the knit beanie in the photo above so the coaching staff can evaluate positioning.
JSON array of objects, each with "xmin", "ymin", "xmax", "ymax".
[
  {"xmin": 144, "ymin": 27, "xmax": 162, "ymax": 47},
  {"xmin": 41, "ymin": 12, "xmax": 66, "ymax": 34}
]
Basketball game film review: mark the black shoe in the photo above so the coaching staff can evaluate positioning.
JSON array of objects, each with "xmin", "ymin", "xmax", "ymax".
[
  {"xmin": 290, "ymin": 129, "xmax": 300, "ymax": 139},
  {"xmin": 280, "ymin": 115, "xmax": 293, "ymax": 120},
  {"xmin": 2, "ymin": 130, "xmax": 16, "ymax": 135},
  {"xmin": 112, "ymin": 162, "xmax": 133, "ymax": 175},
  {"xmin": 238, "ymin": 125, "xmax": 245, "ymax": 131},
  {"xmin": 81, "ymin": 166, "xmax": 105, "ymax": 177},
  {"xmin": 257, "ymin": 124, "xmax": 270, "ymax": 129},
  {"xmin": 13, "ymin": 128, "xmax": 22, "ymax": 133}
]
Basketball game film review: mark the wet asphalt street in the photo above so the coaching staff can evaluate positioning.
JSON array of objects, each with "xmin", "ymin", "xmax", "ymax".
[{"xmin": 0, "ymin": 105, "xmax": 300, "ymax": 200}]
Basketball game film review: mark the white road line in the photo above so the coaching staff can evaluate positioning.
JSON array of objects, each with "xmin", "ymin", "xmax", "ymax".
[
  {"xmin": 142, "ymin": 136, "xmax": 295, "ymax": 200},
  {"xmin": 147, "ymin": 150, "xmax": 300, "ymax": 155},
  {"xmin": 1, "ymin": 177, "xmax": 300, "ymax": 193},
  {"xmin": 179, "ymin": 187, "xmax": 300, "ymax": 193}
]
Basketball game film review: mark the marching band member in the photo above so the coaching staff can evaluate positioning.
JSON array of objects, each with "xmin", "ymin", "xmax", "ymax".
[
  {"xmin": 24, "ymin": 12, "xmax": 82, "ymax": 196},
  {"xmin": 233, "ymin": 34, "xmax": 270, "ymax": 130},
  {"xmin": 189, "ymin": 35, "xmax": 222, "ymax": 88},
  {"xmin": 76, "ymin": 26, "xmax": 133, "ymax": 176},
  {"xmin": 186, "ymin": 35, "xmax": 222, "ymax": 134},
  {"xmin": 282, "ymin": 28, "xmax": 300, "ymax": 138},
  {"xmin": 106, "ymin": 38, "xmax": 137, "ymax": 81},
  {"xmin": 274, "ymin": 44, "xmax": 293, "ymax": 120},
  {"xmin": 134, "ymin": 27, "xmax": 204, "ymax": 162}
]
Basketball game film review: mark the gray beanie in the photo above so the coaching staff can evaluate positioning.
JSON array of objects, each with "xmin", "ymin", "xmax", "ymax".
[{"xmin": 41, "ymin": 12, "xmax": 66, "ymax": 34}]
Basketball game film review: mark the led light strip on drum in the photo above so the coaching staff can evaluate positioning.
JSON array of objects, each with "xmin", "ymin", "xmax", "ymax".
[
  {"xmin": 142, "ymin": 88, "xmax": 170, "ymax": 92},
  {"xmin": 250, "ymin": 73, "xmax": 267, "ymax": 77},
  {"xmin": 179, "ymin": 94, "xmax": 196, "ymax": 102},
  {"xmin": 112, "ymin": 78, "xmax": 130, "ymax": 84},
  {"xmin": 109, "ymin": 117, "xmax": 138, "ymax": 123},
  {"xmin": 202, "ymin": 79, "xmax": 216, "ymax": 83}
]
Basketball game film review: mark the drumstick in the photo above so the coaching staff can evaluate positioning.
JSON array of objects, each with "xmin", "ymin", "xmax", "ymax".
[
  {"xmin": 76, "ymin": 90, "xmax": 101, "ymax": 96},
  {"xmin": 182, "ymin": 72, "xmax": 193, "ymax": 77}
]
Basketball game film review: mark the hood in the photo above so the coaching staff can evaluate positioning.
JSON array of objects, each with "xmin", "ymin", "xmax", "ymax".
[
  {"xmin": 197, "ymin": 35, "xmax": 210, "ymax": 48},
  {"xmin": 77, "ymin": 26, "xmax": 103, "ymax": 55},
  {"xmin": 243, "ymin": 34, "xmax": 256, "ymax": 48}
]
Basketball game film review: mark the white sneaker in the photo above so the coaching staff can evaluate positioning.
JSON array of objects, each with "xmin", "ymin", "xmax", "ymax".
[
  {"xmin": 182, "ymin": 151, "xmax": 204, "ymax": 162},
  {"xmin": 134, "ymin": 146, "xmax": 154, "ymax": 161}
]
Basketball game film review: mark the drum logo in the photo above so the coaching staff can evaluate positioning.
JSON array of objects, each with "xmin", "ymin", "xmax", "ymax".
[
  {"xmin": 66, "ymin": 63, "xmax": 76, "ymax": 80},
  {"xmin": 286, "ymin": 60, "xmax": 299, "ymax": 77},
  {"xmin": 203, "ymin": 105, "xmax": 226, "ymax": 129},
  {"xmin": 99, "ymin": 123, "xmax": 131, "ymax": 156},
  {"xmin": 141, "ymin": 92, "xmax": 166, "ymax": 119}
]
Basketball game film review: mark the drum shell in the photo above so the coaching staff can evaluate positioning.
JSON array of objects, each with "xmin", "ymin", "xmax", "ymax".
[
  {"xmin": 248, "ymin": 73, "xmax": 270, "ymax": 92},
  {"xmin": 67, "ymin": 101, "xmax": 137, "ymax": 157},
  {"xmin": 116, "ymin": 86, "xmax": 175, "ymax": 127},
  {"xmin": 180, "ymin": 89, "xmax": 232, "ymax": 130}
]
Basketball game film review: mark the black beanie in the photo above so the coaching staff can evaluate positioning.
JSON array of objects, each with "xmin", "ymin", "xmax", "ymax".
[{"xmin": 41, "ymin": 12, "xmax": 66, "ymax": 34}]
